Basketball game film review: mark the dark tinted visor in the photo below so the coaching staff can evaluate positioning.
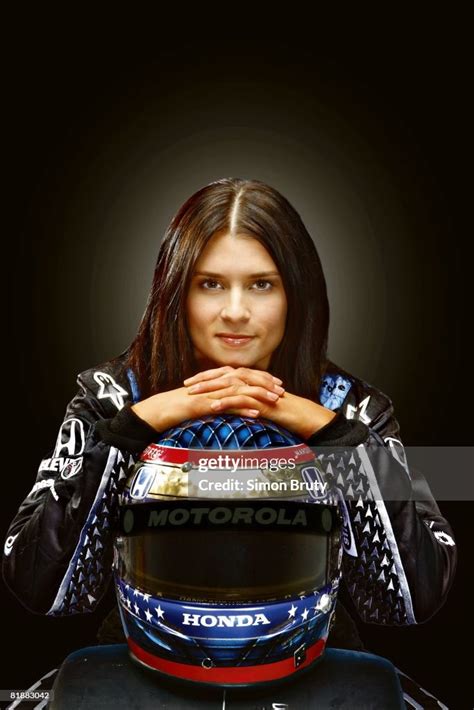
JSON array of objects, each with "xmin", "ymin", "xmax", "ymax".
[{"xmin": 115, "ymin": 501, "xmax": 341, "ymax": 602}]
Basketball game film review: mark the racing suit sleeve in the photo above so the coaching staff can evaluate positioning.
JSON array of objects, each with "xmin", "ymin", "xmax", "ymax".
[
  {"xmin": 2, "ymin": 375, "xmax": 153, "ymax": 616},
  {"xmin": 306, "ymin": 402, "xmax": 457, "ymax": 625}
]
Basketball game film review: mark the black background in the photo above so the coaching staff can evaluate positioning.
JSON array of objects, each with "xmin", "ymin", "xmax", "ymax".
[{"xmin": 3, "ymin": 18, "xmax": 472, "ymax": 707}]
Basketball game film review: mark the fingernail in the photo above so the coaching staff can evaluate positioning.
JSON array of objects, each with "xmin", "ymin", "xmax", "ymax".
[
  {"xmin": 188, "ymin": 384, "xmax": 200, "ymax": 393},
  {"xmin": 248, "ymin": 409, "xmax": 259, "ymax": 416},
  {"xmin": 211, "ymin": 401, "xmax": 221, "ymax": 410},
  {"xmin": 267, "ymin": 391, "xmax": 279, "ymax": 400},
  {"xmin": 273, "ymin": 385, "xmax": 285, "ymax": 394},
  {"xmin": 272, "ymin": 377, "xmax": 283, "ymax": 384}
]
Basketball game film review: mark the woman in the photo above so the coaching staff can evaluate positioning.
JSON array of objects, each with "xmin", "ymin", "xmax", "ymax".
[{"xmin": 3, "ymin": 178, "xmax": 456, "ymax": 704}]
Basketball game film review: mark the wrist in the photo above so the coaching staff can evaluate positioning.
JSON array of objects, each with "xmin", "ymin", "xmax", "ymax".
[
  {"xmin": 295, "ymin": 403, "xmax": 337, "ymax": 441},
  {"xmin": 131, "ymin": 396, "xmax": 166, "ymax": 432}
]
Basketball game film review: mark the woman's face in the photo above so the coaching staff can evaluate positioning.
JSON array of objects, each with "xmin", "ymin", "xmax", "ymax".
[{"xmin": 186, "ymin": 231, "xmax": 288, "ymax": 371}]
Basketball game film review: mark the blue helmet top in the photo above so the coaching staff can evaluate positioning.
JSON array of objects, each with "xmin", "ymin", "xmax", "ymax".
[{"xmin": 156, "ymin": 414, "xmax": 302, "ymax": 449}]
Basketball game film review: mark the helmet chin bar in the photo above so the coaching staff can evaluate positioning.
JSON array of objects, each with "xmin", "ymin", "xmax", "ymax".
[
  {"xmin": 113, "ymin": 414, "xmax": 342, "ymax": 687},
  {"xmin": 127, "ymin": 636, "xmax": 328, "ymax": 685},
  {"xmin": 116, "ymin": 577, "xmax": 339, "ymax": 686}
]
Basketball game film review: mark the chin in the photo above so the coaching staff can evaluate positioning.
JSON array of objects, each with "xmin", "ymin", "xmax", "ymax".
[
  {"xmin": 214, "ymin": 353, "xmax": 257, "ymax": 369},
  {"xmin": 219, "ymin": 357, "xmax": 251, "ymax": 368}
]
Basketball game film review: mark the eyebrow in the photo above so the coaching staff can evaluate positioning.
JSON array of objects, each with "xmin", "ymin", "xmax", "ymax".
[{"xmin": 193, "ymin": 271, "xmax": 281, "ymax": 278}]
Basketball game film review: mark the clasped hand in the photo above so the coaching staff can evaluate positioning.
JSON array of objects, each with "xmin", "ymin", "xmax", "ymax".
[
  {"xmin": 184, "ymin": 366, "xmax": 335, "ymax": 440},
  {"xmin": 133, "ymin": 366, "xmax": 335, "ymax": 440}
]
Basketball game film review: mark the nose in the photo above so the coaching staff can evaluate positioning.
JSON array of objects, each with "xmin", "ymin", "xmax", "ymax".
[{"xmin": 220, "ymin": 287, "xmax": 251, "ymax": 322}]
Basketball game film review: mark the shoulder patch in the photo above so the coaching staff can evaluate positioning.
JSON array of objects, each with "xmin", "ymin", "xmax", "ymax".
[
  {"xmin": 76, "ymin": 354, "xmax": 131, "ymax": 414},
  {"xmin": 320, "ymin": 374, "xmax": 352, "ymax": 410},
  {"xmin": 323, "ymin": 363, "xmax": 395, "ymax": 430},
  {"xmin": 93, "ymin": 371, "xmax": 128, "ymax": 410},
  {"xmin": 345, "ymin": 395, "xmax": 372, "ymax": 424}
]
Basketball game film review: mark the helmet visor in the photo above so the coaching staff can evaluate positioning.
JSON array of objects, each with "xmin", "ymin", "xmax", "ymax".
[{"xmin": 115, "ymin": 501, "xmax": 341, "ymax": 602}]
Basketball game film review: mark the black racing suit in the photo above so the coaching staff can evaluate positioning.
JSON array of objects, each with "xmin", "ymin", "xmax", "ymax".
[{"xmin": 2, "ymin": 351, "xmax": 457, "ymax": 637}]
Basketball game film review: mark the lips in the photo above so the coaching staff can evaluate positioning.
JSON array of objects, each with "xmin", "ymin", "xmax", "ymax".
[{"xmin": 216, "ymin": 334, "xmax": 255, "ymax": 347}]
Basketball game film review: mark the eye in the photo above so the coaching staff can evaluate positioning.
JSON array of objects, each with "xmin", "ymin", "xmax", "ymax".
[
  {"xmin": 252, "ymin": 279, "xmax": 273, "ymax": 291},
  {"xmin": 200, "ymin": 279, "xmax": 223, "ymax": 290}
]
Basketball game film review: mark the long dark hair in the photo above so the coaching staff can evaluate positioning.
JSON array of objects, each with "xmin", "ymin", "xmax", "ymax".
[{"xmin": 127, "ymin": 178, "xmax": 329, "ymax": 402}]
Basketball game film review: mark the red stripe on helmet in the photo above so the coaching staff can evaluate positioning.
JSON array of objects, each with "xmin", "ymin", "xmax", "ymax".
[
  {"xmin": 128, "ymin": 637, "xmax": 325, "ymax": 684},
  {"xmin": 140, "ymin": 445, "xmax": 190, "ymax": 464},
  {"xmin": 140, "ymin": 443, "xmax": 315, "ymax": 466}
]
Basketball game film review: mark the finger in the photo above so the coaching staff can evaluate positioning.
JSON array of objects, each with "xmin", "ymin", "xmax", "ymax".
[
  {"xmin": 235, "ymin": 367, "xmax": 283, "ymax": 386},
  {"xmin": 187, "ymin": 375, "xmax": 237, "ymax": 394},
  {"xmin": 231, "ymin": 370, "xmax": 285, "ymax": 393},
  {"xmin": 188, "ymin": 376, "xmax": 284, "ymax": 396},
  {"xmin": 225, "ymin": 408, "xmax": 261, "ymax": 418},
  {"xmin": 213, "ymin": 384, "xmax": 282, "ymax": 403},
  {"xmin": 184, "ymin": 366, "xmax": 234, "ymax": 386},
  {"xmin": 210, "ymin": 394, "xmax": 274, "ymax": 413}
]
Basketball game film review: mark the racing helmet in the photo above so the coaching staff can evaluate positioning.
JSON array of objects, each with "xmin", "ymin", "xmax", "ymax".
[{"xmin": 113, "ymin": 414, "xmax": 342, "ymax": 687}]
